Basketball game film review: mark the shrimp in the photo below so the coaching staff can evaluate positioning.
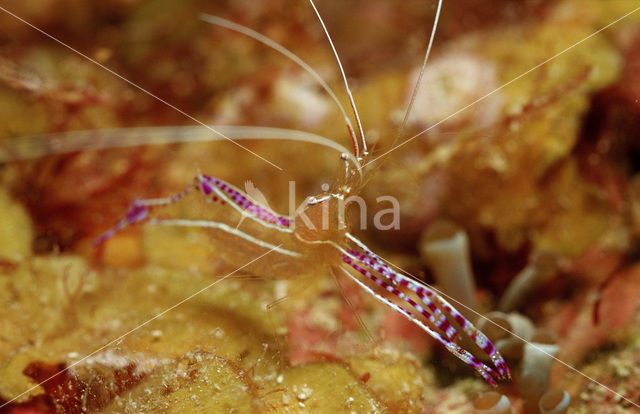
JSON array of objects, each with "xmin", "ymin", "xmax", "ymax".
[
  {"xmin": 0, "ymin": 0, "xmax": 510, "ymax": 386},
  {"xmin": 84, "ymin": 0, "xmax": 511, "ymax": 385}
]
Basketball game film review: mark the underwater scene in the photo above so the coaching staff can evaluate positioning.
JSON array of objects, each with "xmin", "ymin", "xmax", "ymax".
[{"xmin": 1, "ymin": 0, "xmax": 640, "ymax": 412}]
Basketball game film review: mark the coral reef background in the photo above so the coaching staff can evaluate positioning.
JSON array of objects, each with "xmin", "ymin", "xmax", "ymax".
[{"xmin": 1, "ymin": 0, "xmax": 640, "ymax": 412}]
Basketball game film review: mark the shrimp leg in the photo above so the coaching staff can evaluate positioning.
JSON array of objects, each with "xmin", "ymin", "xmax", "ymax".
[
  {"xmin": 346, "ymin": 233, "xmax": 510, "ymax": 380},
  {"xmin": 94, "ymin": 175, "xmax": 292, "ymax": 246},
  {"xmin": 93, "ymin": 186, "xmax": 194, "ymax": 246},
  {"xmin": 337, "ymin": 259, "xmax": 501, "ymax": 386}
]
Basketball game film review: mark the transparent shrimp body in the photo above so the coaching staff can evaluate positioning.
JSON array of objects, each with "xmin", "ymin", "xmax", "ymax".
[
  {"xmin": 69, "ymin": 1, "xmax": 511, "ymax": 386},
  {"xmin": 94, "ymin": 137, "xmax": 510, "ymax": 385}
]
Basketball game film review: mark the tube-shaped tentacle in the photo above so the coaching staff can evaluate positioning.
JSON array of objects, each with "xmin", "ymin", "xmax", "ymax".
[
  {"xmin": 472, "ymin": 391, "xmax": 513, "ymax": 414},
  {"xmin": 520, "ymin": 329, "xmax": 559, "ymax": 412},
  {"xmin": 539, "ymin": 389, "xmax": 570, "ymax": 414},
  {"xmin": 498, "ymin": 250, "xmax": 558, "ymax": 313},
  {"xmin": 338, "ymin": 257, "xmax": 500, "ymax": 386},
  {"xmin": 419, "ymin": 220, "xmax": 477, "ymax": 315},
  {"xmin": 346, "ymin": 233, "xmax": 510, "ymax": 379}
]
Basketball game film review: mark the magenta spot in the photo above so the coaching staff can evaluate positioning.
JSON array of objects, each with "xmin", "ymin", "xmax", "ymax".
[
  {"xmin": 440, "ymin": 319, "xmax": 451, "ymax": 332},
  {"xmin": 126, "ymin": 203, "xmax": 148, "ymax": 223},
  {"xmin": 200, "ymin": 180, "xmax": 214, "ymax": 195}
]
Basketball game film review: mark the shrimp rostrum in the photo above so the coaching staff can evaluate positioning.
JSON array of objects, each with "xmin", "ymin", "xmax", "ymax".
[{"xmin": 92, "ymin": 0, "xmax": 511, "ymax": 386}]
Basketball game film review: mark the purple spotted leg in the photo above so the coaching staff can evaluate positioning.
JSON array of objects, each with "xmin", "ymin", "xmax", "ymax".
[
  {"xmin": 339, "ymin": 253, "xmax": 501, "ymax": 386},
  {"xmin": 347, "ymin": 247, "xmax": 510, "ymax": 380},
  {"xmin": 341, "ymin": 234, "xmax": 510, "ymax": 384},
  {"xmin": 197, "ymin": 175, "xmax": 291, "ymax": 229},
  {"xmin": 93, "ymin": 186, "xmax": 194, "ymax": 246},
  {"xmin": 94, "ymin": 174, "xmax": 293, "ymax": 246},
  {"xmin": 346, "ymin": 234, "xmax": 510, "ymax": 380}
]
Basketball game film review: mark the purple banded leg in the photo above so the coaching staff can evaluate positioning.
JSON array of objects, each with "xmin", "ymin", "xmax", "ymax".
[
  {"xmin": 351, "ymin": 247, "xmax": 510, "ymax": 380},
  {"xmin": 93, "ymin": 186, "xmax": 194, "ymax": 246},
  {"xmin": 339, "ymin": 255, "xmax": 500, "ymax": 386},
  {"xmin": 197, "ymin": 175, "xmax": 291, "ymax": 229},
  {"xmin": 347, "ymin": 250, "xmax": 455, "ymax": 338},
  {"xmin": 344, "ymin": 235, "xmax": 510, "ymax": 380},
  {"xmin": 94, "ymin": 173, "xmax": 293, "ymax": 247},
  {"xmin": 430, "ymin": 292, "xmax": 511, "ymax": 379}
]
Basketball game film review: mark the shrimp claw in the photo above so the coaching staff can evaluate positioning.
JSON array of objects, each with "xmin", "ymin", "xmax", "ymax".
[
  {"xmin": 93, "ymin": 174, "xmax": 294, "ymax": 246},
  {"xmin": 340, "ymin": 234, "xmax": 510, "ymax": 385}
]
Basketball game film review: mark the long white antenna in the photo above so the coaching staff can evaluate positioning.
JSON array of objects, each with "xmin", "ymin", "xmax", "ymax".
[
  {"xmin": 395, "ymin": 0, "xmax": 443, "ymax": 144},
  {"xmin": 308, "ymin": 0, "xmax": 367, "ymax": 159},
  {"xmin": 199, "ymin": 13, "xmax": 359, "ymax": 155}
]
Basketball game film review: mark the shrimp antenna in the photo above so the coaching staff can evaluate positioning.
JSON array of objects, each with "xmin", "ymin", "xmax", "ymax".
[
  {"xmin": 395, "ymin": 0, "xmax": 443, "ymax": 145},
  {"xmin": 308, "ymin": 0, "xmax": 367, "ymax": 159},
  {"xmin": 199, "ymin": 14, "xmax": 359, "ymax": 156}
]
